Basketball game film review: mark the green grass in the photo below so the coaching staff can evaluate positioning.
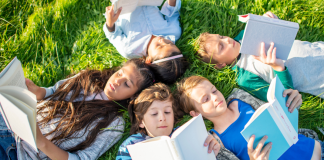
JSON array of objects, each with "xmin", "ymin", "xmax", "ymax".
[{"xmin": 1, "ymin": 0, "xmax": 323, "ymax": 159}]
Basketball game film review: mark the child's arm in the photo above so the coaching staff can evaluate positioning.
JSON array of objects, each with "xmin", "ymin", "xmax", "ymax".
[
  {"xmin": 160, "ymin": 0, "xmax": 182, "ymax": 41},
  {"xmin": 167, "ymin": 0, "xmax": 176, "ymax": 6},
  {"xmin": 105, "ymin": 5, "xmax": 122, "ymax": 32}
]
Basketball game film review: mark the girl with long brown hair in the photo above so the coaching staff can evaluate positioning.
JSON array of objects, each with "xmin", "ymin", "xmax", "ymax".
[{"xmin": 0, "ymin": 58, "xmax": 155, "ymax": 160}]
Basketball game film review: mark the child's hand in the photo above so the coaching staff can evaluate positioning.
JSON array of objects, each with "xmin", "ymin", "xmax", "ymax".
[
  {"xmin": 167, "ymin": 0, "xmax": 176, "ymax": 6},
  {"xmin": 248, "ymin": 135, "xmax": 272, "ymax": 160},
  {"xmin": 283, "ymin": 89, "xmax": 302, "ymax": 113},
  {"xmin": 204, "ymin": 134, "xmax": 221, "ymax": 156},
  {"xmin": 105, "ymin": 5, "xmax": 122, "ymax": 32},
  {"xmin": 262, "ymin": 11, "xmax": 279, "ymax": 19},
  {"xmin": 252, "ymin": 42, "xmax": 285, "ymax": 71},
  {"xmin": 25, "ymin": 78, "xmax": 46, "ymax": 100}
]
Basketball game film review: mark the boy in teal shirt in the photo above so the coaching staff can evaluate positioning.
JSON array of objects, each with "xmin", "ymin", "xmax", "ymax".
[{"xmin": 196, "ymin": 11, "xmax": 324, "ymax": 102}]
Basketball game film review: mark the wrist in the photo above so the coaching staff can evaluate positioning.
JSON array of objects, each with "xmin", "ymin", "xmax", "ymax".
[
  {"xmin": 36, "ymin": 87, "xmax": 46, "ymax": 100},
  {"xmin": 106, "ymin": 22, "xmax": 115, "ymax": 32},
  {"xmin": 271, "ymin": 65, "xmax": 285, "ymax": 71}
]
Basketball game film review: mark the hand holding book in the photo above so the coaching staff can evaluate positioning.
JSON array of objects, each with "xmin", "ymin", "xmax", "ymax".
[
  {"xmin": 105, "ymin": 5, "xmax": 122, "ymax": 32},
  {"xmin": 252, "ymin": 42, "xmax": 285, "ymax": 71},
  {"xmin": 25, "ymin": 78, "xmax": 46, "ymax": 101},
  {"xmin": 248, "ymin": 135, "xmax": 272, "ymax": 160}
]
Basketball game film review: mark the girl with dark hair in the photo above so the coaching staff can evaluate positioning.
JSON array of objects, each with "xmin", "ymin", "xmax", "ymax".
[
  {"xmin": 0, "ymin": 58, "xmax": 155, "ymax": 160},
  {"xmin": 104, "ymin": 0, "xmax": 189, "ymax": 84},
  {"xmin": 115, "ymin": 83, "xmax": 220, "ymax": 160}
]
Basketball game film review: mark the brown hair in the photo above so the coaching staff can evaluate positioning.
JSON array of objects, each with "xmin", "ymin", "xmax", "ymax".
[
  {"xmin": 128, "ymin": 83, "xmax": 181, "ymax": 135},
  {"xmin": 37, "ymin": 58, "xmax": 155, "ymax": 152},
  {"xmin": 196, "ymin": 32, "xmax": 217, "ymax": 64},
  {"xmin": 149, "ymin": 52, "xmax": 189, "ymax": 84},
  {"xmin": 176, "ymin": 75, "xmax": 209, "ymax": 113}
]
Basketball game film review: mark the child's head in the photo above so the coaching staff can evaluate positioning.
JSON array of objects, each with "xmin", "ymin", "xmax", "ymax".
[
  {"xmin": 146, "ymin": 36, "xmax": 189, "ymax": 84},
  {"xmin": 129, "ymin": 83, "xmax": 178, "ymax": 137},
  {"xmin": 196, "ymin": 32, "xmax": 241, "ymax": 69},
  {"xmin": 176, "ymin": 76, "xmax": 228, "ymax": 119},
  {"xmin": 104, "ymin": 58, "xmax": 155, "ymax": 101}
]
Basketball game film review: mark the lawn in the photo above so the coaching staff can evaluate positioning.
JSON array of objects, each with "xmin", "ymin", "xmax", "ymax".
[{"xmin": 1, "ymin": 0, "xmax": 323, "ymax": 159}]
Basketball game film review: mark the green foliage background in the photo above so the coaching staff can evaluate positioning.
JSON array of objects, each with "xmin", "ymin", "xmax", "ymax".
[{"xmin": 1, "ymin": 0, "xmax": 323, "ymax": 159}]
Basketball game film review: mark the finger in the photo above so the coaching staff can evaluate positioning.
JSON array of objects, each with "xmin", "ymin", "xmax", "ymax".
[
  {"xmin": 247, "ymin": 135, "xmax": 255, "ymax": 154},
  {"xmin": 115, "ymin": 7, "xmax": 122, "ymax": 17},
  {"xmin": 265, "ymin": 144, "xmax": 272, "ymax": 159},
  {"xmin": 204, "ymin": 135, "xmax": 213, "ymax": 146},
  {"xmin": 208, "ymin": 139, "xmax": 217, "ymax": 153},
  {"xmin": 260, "ymin": 142, "xmax": 272, "ymax": 159},
  {"xmin": 267, "ymin": 42, "xmax": 275, "ymax": 62},
  {"xmin": 282, "ymin": 89, "xmax": 293, "ymax": 97},
  {"xmin": 288, "ymin": 94, "xmax": 302, "ymax": 113},
  {"xmin": 286, "ymin": 90, "xmax": 298, "ymax": 107},
  {"xmin": 271, "ymin": 47, "xmax": 277, "ymax": 64},
  {"xmin": 252, "ymin": 55, "xmax": 261, "ymax": 61},
  {"xmin": 213, "ymin": 143, "xmax": 221, "ymax": 156},
  {"xmin": 254, "ymin": 135, "xmax": 268, "ymax": 156},
  {"xmin": 260, "ymin": 42, "xmax": 266, "ymax": 60}
]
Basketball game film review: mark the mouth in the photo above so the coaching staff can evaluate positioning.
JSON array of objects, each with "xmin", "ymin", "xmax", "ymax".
[
  {"xmin": 109, "ymin": 83, "xmax": 115, "ymax": 91},
  {"xmin": 215, "ymin": 101, "xmax": 223, "ymax": 108},
  {"xmin": 158, "ymin": 126, "xmax": 167, "ymax": 128}
]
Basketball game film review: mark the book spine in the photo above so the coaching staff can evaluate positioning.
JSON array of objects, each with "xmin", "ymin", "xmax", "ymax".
[
  {"xmin": 248, "ymin": 14, "xmax": 299, "ymax": 29},
  {"xmin": 269, "ymin": 99, "xmax": 298, "ymax": 145},
  {"xmin": 169, "ymin": 139, "xmax": 184, "ymax": 160}
]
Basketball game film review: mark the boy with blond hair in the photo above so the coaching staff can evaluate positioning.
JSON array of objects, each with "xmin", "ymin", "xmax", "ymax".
[{"xmin": 196, "ymin": 11, "xmax": 324, "ymax": 101}]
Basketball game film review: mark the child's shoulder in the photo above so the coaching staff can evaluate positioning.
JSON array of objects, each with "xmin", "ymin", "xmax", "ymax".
[{"xmin": 121, "ymin": 133, "xmax": 148, "ymax": 147}]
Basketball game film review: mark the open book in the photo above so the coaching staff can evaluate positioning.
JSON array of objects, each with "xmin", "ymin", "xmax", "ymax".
[
  {"xmin": 0, "ymin": 57, "xmax": 37, "ymax": 152},
  {"xmin": 238, "ymin": 13, "xmax": 299, "ymax": 60},
  {"xmin": 127, "ymin": 114, "xmax": 217, "ymax": 160},
  {"xmin": 111, "ymin": 0, "xmax": 163, "ymax": 15},
  {"xmin": 240, "ymin": 76, "xmax": 299, "ymax": 160}
]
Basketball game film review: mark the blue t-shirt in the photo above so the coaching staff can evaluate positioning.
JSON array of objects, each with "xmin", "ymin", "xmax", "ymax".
[{"xmin": 210, "ymin": 99, "xmax": 315, "ymax": 160}]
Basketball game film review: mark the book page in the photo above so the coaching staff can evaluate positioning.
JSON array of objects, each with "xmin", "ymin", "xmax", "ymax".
[
  {"xmin": 171, "ymin": 114, "xmax": 216, "ymax": 160},
  {"xmin": 0, "ymin": 57, "xmax": 27, "ymax": 89},
  {"xmin": 127, "ymin": 137, "xmax": 175, "ymax": 160},
  {"xmin": 112, "ymin": 0, "xmax": 138, "ymax": 15},
  {"xmin": 138, "ymin": 0, "xmax": 163, "ymax": 6},
  {"xmin": 0, "ymin": 86, "xmax": 36, "ymax": 108},
  {"xmin": 0, "ymin": 93, "xmax": 37, "ymax": 152}
]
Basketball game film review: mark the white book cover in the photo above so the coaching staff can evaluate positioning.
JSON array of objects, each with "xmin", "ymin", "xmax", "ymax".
[
  {"xmin": 111, "ymin": 0, "xmax": 163, "ymax": 15},
  {"xmin": 238, "ymin": 13, "xmax": 299, "ymax": 60},
  {"xmin": 127, "ymin": 114, "xmax": 217, "ymax": 160},
  {"xmin": 0, "ymin": 57, "xmax": 27, "ymax": 89}
]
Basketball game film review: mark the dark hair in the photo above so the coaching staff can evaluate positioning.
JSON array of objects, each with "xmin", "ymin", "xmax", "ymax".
[
  {"xmin": 128, "ymin": 83, "xmax": 182, "ymax": 135},
  {"xmin": 37, "ymin": 58, "xmax": 155, "ymax": 152},
  {"xmin": 149, "ymin": 52, "xmax": 189, "ymax": 84}
]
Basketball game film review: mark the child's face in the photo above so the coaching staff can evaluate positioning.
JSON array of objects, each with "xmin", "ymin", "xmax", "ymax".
[
  {"xmin": 147, "ymin": 36, "xmax": 181, "ymax": 60},
  {"xmin": 139, "ymin": 99, "xmax": 174, "ymax": 137},
  {"xmin": 205, "ymin": 34, "xmax": 240, "ymax": 66},
  {"xmin": 104, "ymin": 64, "xmax": 142, "ymax": 101},
  {"xmin": 189, "ymin": 80, "xmax": 228, "ymax": 119}
]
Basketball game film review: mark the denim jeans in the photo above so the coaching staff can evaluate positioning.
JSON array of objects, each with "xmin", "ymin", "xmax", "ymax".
[{"xmin": 0, "ymin": 114, "xmax": 17, "ymax": 160}]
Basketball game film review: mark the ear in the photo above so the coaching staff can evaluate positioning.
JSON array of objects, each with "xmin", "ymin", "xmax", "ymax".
[
  {"xmin": 214, "ymin": 62, "xmax": 226, "ymax": 69},
  {"xmin": 189, "ymin": 110, "xmax": 200, "ymax": 117},
  {"xmin": 139, "ymin": 121, "xmax": 145, "ymax": 128},
  {"xmin": 145, "ymin": 57, "xmax": 152, "ymax": 64}
]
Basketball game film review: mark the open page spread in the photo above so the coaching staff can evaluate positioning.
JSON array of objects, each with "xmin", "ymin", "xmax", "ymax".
[{"xmin": 0, "ymin": 57, "xmax": 27, "ymax": 89}]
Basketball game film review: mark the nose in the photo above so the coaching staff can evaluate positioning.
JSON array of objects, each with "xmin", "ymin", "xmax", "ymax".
[
  {"xmin": 225, "ymin": 37, "xmax": 230, "ymax": 44},
  {"xmin": 115, "ymin": 77, "xmax": 124, "ymax": 86},
  {"xmin": 211, "ymin": 94, "xmax": 218, "ymax": 102},
  {"xmin": 159, "ymin": 113, "xmax": 166, "ymax": 122}
]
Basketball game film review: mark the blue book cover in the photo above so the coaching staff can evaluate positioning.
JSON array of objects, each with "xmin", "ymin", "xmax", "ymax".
[{"xmin": 241, "ymin": 76, "xmax": 299, "ymax": 160}]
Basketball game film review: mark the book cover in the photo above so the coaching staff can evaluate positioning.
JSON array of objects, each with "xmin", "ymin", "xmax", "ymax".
[
  {"xmin": 111, "ymin": 0, "xmax": 163, "ymax": 15},
  {"xmin": 238, "ymin": 13, "xmax": 299, "ymax": 60},
  {"xmin": 127, "ymin": 114, "xmax": 217, "ymax": 160},
  {"xmin": 241, "ymin": 76, "xmax": 298, "ymax": 160}
]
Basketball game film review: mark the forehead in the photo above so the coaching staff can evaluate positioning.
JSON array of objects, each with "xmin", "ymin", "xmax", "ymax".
[
  {"xmin": 156, "ymin": 45, "xmax": 180, "ymax": 59},
  {"xmin": 189, "ymin": 80, "xmax": 214, "ymax": 99},
  {"xmin": 205, "ymin": 34, "xmax": 219, "ymax": 52},
  {"xmin": 148, "ymin": 99, "xmax": 173, "ymax": 110},
  {"xmin": 121, "ymin": 64, "xmax": 143, "ymax": 85}
]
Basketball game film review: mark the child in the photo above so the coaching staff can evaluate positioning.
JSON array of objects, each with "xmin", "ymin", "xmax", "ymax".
[
  {"xmin": 0, "ymin": 58, "xmax": 155, "ymax": 160},
  {"xmin": 116, "ymin": 83, "xmax": 220, "ymax": 160},
  {"xmin": 196, "ymin": 11, "xmax": 324, "ymax": 101},
  {"xmin": 176, "ymin": 75, "xmax": 322, "ymax": 160},
  {"xmin": 104, "ymin": 0, "xmax": 188, "ymax": 84}
]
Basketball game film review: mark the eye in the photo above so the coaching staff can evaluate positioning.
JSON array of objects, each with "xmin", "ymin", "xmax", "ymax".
[
  {"xmin": 165, "ymin": 112, "xmax": 171, "ymax": 114},
  {"xmin": 212, "ymin": 90, "xmax": 217, "ymax": 94},
  {"xmin": 118, "ymin": 72, "xmax": 122, "ymax": 77},
  {"xmin": 220, "ymin": 36, "xmax": 224, "ymax": 39},
  {"xmin": 204, "ymin": 97, "xmax": 209, "ymax": 103},
  {"xmin": 125, "ymin": 81, "xmax": 130, "ymax": 88},
  {"xmin": 219, "ymin": 43, "xmax": 223, "ymax": 51},
  {"xmin": 152, "ymin": 113, "xmax": 158, "ymax": 116}
]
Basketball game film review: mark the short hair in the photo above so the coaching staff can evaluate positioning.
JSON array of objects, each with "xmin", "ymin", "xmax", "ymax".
[
  {"xmin": 176, "ymin": 76, "xmax": 210, "ymax": 113},
  {"xmin": 196, "ymin": 32, "xmax": 216, "ymax": 64},
  {"xmin": 128, "ymin": 83, "xmax": 181, "ymax": 135}
]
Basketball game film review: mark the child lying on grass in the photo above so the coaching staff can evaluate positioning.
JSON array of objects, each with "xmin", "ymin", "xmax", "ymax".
[
  {"xmin": 176, "ymin": 75, "xmax": 322, "ymax": 160},
  {"xmin": 116, "ymin": 83, "xmax": 220, "ymax": 160},
  {"xmin": 104, "ymin": 0, "xmax": 188, "ymax": 84},
  {"xmin": 196, "ymin": 11, "xmax": 324, "ymax": 101}
]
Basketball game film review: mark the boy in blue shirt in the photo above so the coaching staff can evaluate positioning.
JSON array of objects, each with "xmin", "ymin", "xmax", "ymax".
[{"xmin": 196, "ymin": 11, "xmax": 324, "ymax": 101}]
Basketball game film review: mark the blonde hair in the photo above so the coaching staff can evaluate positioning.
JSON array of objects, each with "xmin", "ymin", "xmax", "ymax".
[
  {"xmin": 196, "ymin": 32, "xmax": 216, "ymax": 64},
  {"xmin": 128, "ymin": 83, "xmax": 181, "ymax": 135},
  {"xmin": 176, "ymin": 76, "xmax": 210, "ymax": 113}
]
